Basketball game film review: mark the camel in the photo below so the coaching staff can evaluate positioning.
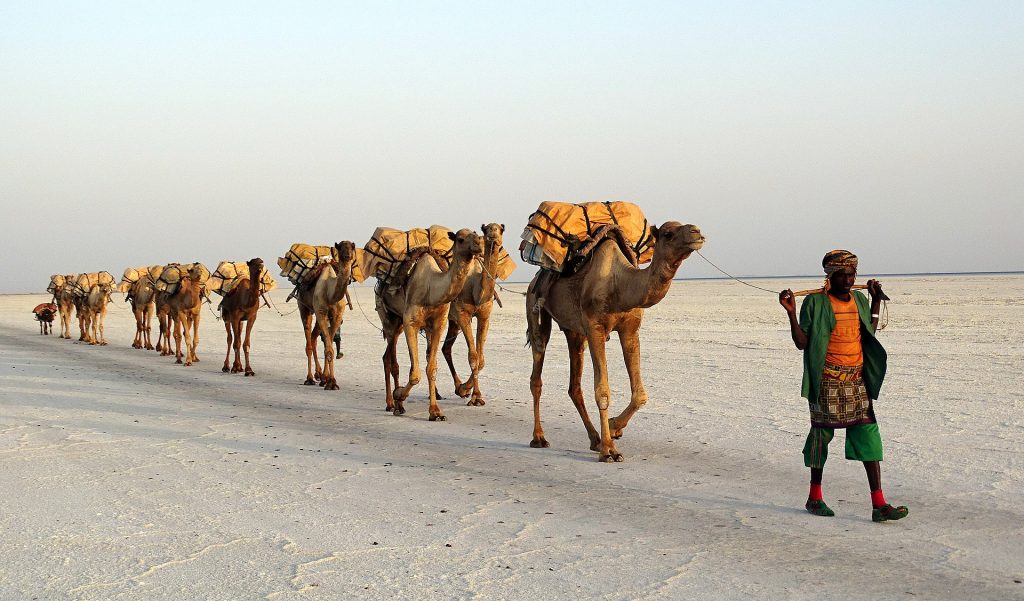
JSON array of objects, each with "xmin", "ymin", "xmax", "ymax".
[
  {"xmin": 80, "ymin": 277, "xmax": 114, "ymax": 346},
  {"xmin": 527, "ymin": 221, "xmax": 705, "ymax": 462},
  {"xmin": 441, "ymin": 223, "xmax": 506, "ymax": 406},
  {"xmin": 219, "ymin": 258, "xmax": 265, "ymax": 376},
  {"xmin": 128, "ymin": 273, "xmax": 160, "ymax": 350},
  {"xmin": 311, "ymin": 242, "xmax": 357, "ymax": 390},
  {"xmin": 155, "ymin": 289, "xmax": 173, "ymax": 355},
  {"xmin": 51, "ymin": 274, "xmax": 77, "ymax": 339},
  {"xmin": 166, "ymin": 264, "xmax": 205, "ymax": 366},
  {"xmin": 376, "ymin": 228, "xmax": 483, "ymax": 420}
]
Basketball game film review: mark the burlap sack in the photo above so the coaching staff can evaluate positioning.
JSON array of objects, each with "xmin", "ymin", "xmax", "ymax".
[
  {"xmin": 70, "ymin": 272, "xmax": 115, "ymax": 298},
  {"xmin": 519, "ymin": 201, "xmax": 655, "ymax": 272},
  {"xmin": 359, "ymin": 225, "xmax": 455, "ymax": 283},
  {"xmin": 157, "ymin": 263, "xmax": 210, "ymax": 294},
  {"xmin": 118, "ymin": 266, "xmax": 152, "ymax": 293},
  {"xmin": 277, "ymin": 244, "xmax": 338, "ymax": 285},
  {"xmin": 210, "ymin": 261, "xmax": 278, "ymax": 296},
  {"xmin": 46, "ymin": 275, "xmax": 65, "ymax": 295}
]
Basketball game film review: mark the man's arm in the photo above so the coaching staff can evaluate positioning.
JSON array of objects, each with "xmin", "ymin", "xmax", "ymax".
[{"xmin": 779, "ymin": 290, "xmax": 808, "ymax": 350}]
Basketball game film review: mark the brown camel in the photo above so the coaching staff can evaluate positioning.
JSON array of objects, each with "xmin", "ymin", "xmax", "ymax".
[
  {"xmin": 128, "ymin": 268, "xmax": 162, "ymax": 350},
  {"xmin": 80, "ymin": 276, "xmax": 114, "ymax": 346},
  {"xmin": 50, "ymin": 274, "xmax": 78, "ymax": 339},
  {"xmin": 310, "ymin": 242, "xmax": 357, "ymax": 390},
  {"xmin": 527, "ymin": 222, "xmax": 705, "ymax": 462},
  {"xmin": 219, "ymin": 258, "xmax": 265, "ymax": 376},
  {"xmin": 155, "ymin": 289, "xmax": 173, "ymax": 355},
  {"xmin": 166, "ymin": 264, "xmax": 205, "ymax": 366},
  {"xmin": 376, "ymin": 228, "xmax": 483, "ymax": 420},
  {"xmin": 441, "ymin": 223, "xmax": 507, "ymax": 406}
]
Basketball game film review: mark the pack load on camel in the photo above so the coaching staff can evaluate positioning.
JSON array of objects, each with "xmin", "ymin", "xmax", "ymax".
[
  {"xmin": 360, "ymin": 225, "xmax": 516, "ymax": 286},
  {"xmin": 68, "ymin": 272, "xmax": 116, "ymax": 298},
  {"xmin": 118, "ymin": 266, "xmax": 161, "ymax": 293},
  {"xmin": 156, "ymin": 263, "xmax": 210, "ymax": 295},
  {"xmin": 278, "ymin": 244, "xmax": 364, "ymax": 287},
  {"xmin": 519, "ymin": 201, "xmax": 656, "ymax": 274},
  {"xmin": 208, "ymin": 261, "xmax": 278, "ymax": 296},
  {"xmin": 358, "ymin": 225, "xmax": 455, "ymax": 286}
]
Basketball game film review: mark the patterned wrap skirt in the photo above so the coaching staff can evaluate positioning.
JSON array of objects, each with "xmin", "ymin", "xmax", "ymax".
[{"xmin": 809, "ymin": 361, "xmax": 875, "ymax": 429}]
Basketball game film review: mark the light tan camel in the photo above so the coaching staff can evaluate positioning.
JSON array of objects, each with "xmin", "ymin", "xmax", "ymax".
[
  {"xmin": 527, "ymin": 222, "xmax": 705, "ymax": 462},
  {"xmin": 376, "ymin": 229, "xmax": 483, "ymax": 420},
  {"xmin": 295, "ymin": 285, "xmax": 327, "ymax": 386},
  {"xmin": 81, "ymin": 277, "xmax": 115, "ymax": 346},
  {"xmin": 311, "ymin": 242, "xmax": 357, "ymax": 391},
  {"xmin": 167, "ymin": 264, "xmax": 205, "ymax": 366},
  {"xmin": 128, "ymin": 273, "xmax": 160, "ymax": 350},
  {"xmin": 52, "ymin": 274, "xmax": 78, "ymax": 339},
  {"xmin": 219, "ymin": 258, "xmax": 265, "ymax": 376},
  {"xmin": 441, "ymin": 223, "xmax": 506, "ymax": 406}
]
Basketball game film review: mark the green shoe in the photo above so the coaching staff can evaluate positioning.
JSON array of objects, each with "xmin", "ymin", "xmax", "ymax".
[
  {"xmin": 805, "ymin": 499, "xmax": 835, "ymax": 517},
  {"xmin": 872, "ymin": 504, "xmax": 909, "ymax": 522}
]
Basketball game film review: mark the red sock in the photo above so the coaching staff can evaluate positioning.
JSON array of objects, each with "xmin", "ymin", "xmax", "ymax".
[
  {"xmin": 809, "ymin": 483, "xmax": 823, "ymax": 502},
  {"xmin": 871, "ymin": 489, "xmax": 886, "ymax": 508}
]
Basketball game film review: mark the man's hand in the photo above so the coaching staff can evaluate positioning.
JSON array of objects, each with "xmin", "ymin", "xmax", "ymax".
[
  {"xmin": 779, "ymin": 289, "xmax": 797, "ymax": 314},
  {"xmin": 866, "ymin": 279, "xmax": 884, "ymax": 299}
]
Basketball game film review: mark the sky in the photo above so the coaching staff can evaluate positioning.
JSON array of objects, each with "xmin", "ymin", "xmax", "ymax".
[{"xmin": 2, "ymin": 1, "xmax": 1022, "ymax": 293}]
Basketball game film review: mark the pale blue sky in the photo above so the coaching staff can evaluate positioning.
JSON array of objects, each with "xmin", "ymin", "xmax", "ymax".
[{"xmin": 2, "ymin": 1, "xmax": 1022, "ymax": 292}]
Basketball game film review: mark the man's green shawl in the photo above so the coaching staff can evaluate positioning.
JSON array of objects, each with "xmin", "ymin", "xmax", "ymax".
[{"xmin": 798, "ymin": 291, "xmax": 887, "ymax": 403}]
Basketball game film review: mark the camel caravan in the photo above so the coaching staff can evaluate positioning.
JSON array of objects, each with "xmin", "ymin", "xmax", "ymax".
[{"xmin": 38, "ymin": 201, "xmax": 703, "ymax": 461}]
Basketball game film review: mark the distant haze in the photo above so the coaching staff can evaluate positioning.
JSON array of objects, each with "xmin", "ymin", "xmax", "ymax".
[{"xmin": 2, "ymin": 2, "xmax": 1022, "ymax": 293}]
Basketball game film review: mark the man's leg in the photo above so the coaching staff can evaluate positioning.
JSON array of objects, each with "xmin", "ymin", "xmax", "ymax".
[
  {"xmin": 846, "ymin": 423, "xmax": 908, "ymax": 522},
  {"xmin": 803, "ymin": 428, "xmax": 835, "ymax": 516}
]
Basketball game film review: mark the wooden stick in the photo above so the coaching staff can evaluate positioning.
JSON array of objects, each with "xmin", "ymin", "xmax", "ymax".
[
  {"xmin": 789, "ymin": 284, "xmax": 889, "ymax": 301},
  {"xmin": 789, "ymin": 284, "xmax": 871, "ymax": 297}
]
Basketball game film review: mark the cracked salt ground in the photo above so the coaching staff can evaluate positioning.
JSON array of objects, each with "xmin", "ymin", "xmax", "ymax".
[{"xmin": 1, "ymin": 276, "xmax": 1022, "ymax": 599}]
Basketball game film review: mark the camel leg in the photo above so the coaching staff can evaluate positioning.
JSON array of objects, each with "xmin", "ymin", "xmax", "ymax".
[
  {"xmin": 469, "ymin": 304, "xmax": 493, "ymax": 405},
  {"xmin": 319, "ymin": 314, "xmax": 339, "ymax": 391},
  {"xmin": 173, "ymin": 316, "xmax": 184, "ymax": 364},
  {"xmin": 242, "ymin": 316, "xmax": 256, "ymax": 376},
  {"xmin": 143, "ymin": 305, "xmax": 154, "ymax": 350},
  {"xmin": 382, "ymin": 329, "xmax": 398, "ymax": 412},
  {"xmin": 565, "ymin": 331, "xmax": 600, "ymax": 449},
  {"xmin": 222, "ymin": 318, "xmax": 234, "ymax": 372},
  {"xmin": 454, "ymin": 311, "xmax": 480, "ymax": 403},
  {"xmin": 529, "ymin": 309, "xmax": 552, "ymax": 448},
  {"xmin": 132, "ymin": 308, "xmax": 143, "ymax": 348},
  {"xmin": 425, "ymin": 318, "xmax": 446, "ymax": 421},
  {"xmin": 609, "ymin": 326, "xmax": 647, "ymax": 439},
  {"xmin": 441, "ymin": 320, "xmax": 463, "ymax": 396},
  {"xmin": 300, "ymin": 311, "xmax": 318, "ymax": 385},
  {"xmin": 231, "ymin": 319, "xmax": 244, "ymax": 373},
  {"xmin": 394, "ymin": 323, "xmax": 422, "ymax": 406},
  {"xmin": 190, "ymin": 313, "xmax": 200, "ymax": 363},
  {"xmin": 587, "ymin": 327, "xmax": 622, "ymax": 462},
  {"xmin": 98, "ymin": 307, "xmax": 107, "ymax": 345}
]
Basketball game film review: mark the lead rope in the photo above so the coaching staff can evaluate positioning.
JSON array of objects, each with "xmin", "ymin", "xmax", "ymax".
[{"xmin": 695, "ymin": 250, "xmax": 888, "ymax": 330}]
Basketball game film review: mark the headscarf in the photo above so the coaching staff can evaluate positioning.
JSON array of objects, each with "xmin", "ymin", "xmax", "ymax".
[
  {"xmin": 822, "ymin": 249, "xmax": 858, "ymax": 275},
  {"xmin": 821, "ymin": 249, "xmax": 858, "ymax": 292}
]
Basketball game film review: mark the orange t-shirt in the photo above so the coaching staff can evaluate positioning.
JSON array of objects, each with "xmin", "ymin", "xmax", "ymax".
[{"xmin": 826, "ymin": 294, "xmax": 863, "ymax": 366}]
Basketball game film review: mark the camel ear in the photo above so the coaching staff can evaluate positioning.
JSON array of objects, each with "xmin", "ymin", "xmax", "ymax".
[
  {"xmin": 481, "ymin": 224, "xmax": 486, "ymax": 232},
  {"xmin": 448, "ymin": 232, "xmax": 456, "ymax": 241},
  {"xmin": 650, "ymin": 225, "xmax": 660, "ymax": 240},
  {"xmin": 500, "ymin": 224, "xmax": 505, "ymax": 233}
]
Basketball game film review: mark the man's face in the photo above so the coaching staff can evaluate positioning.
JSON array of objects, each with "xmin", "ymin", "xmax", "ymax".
[{"xmin": 829, "ymin": 266, "xmax": 857, "ymax": 294}]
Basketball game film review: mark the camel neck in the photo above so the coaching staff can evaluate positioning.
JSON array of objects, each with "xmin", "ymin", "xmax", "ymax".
[
  {"xmin": 440, "ymin": 253, "xmax": 475, "ymax": 303},
  {"xmin": 478, "ymin": 243, "xmax": 501, "ymax": 302},
  {"xmin": 246, "ymin": 265, "xmax": 263, "ymax": 309},
  {"xmin": 611, "ymin": 247, "xmax": 682, "ymax": 311}
]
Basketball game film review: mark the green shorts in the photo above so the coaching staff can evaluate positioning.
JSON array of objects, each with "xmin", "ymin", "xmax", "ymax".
[{"xmin": 803, "ymin": 423, "xmax": 883, "ymax": 468}]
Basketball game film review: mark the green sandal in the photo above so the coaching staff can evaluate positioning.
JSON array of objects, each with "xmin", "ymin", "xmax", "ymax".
[
  {"xmin": 872, "ymin": 504, "xmax": 909, "ymax": 522},
  {"xmin": 805, "ymin": 499, "xmax": 835, "ymax": 517}
]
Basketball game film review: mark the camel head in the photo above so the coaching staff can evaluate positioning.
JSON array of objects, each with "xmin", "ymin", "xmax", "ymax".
[
  {"xmin": 481, "ymin": 223, "xmax": 505, "ymax": 252},
  {"xmin": 448, "ymin": 228, "xmax": 485, "ymax": 261},
  {"xmin": 333, "ymin": 241, "xmax": 357, "ymax": 268},
  {"xmin": 651, "ymin": 222, "xmax": 705, "ymax": 268},
  {"xmin": 246, "ymin": 257, "xmax": 264, "ymax": 272}
]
